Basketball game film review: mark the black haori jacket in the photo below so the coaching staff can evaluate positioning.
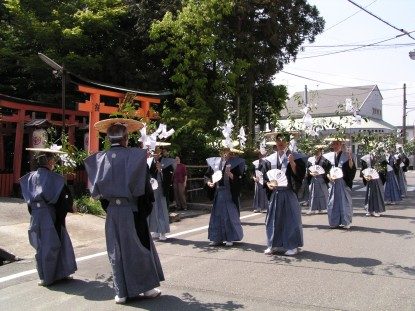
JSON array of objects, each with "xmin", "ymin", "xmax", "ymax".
[{"xmin": 204, "ymin": 156, "xmax": 245, "ymax": 211}]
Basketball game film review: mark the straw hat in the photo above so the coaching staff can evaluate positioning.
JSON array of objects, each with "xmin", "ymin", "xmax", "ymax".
[
  {"xmin": 94, "ymin": 117, "xmax": 144, "ymax": 134},
  {"xmin": 156, "ymin": 141, "xmax": 171, "ymax": 146},
  {"xmin": 220, "ymin": 140, "xmax": 244, "ymax": 154},
  {"xmin": 26, "ymin": 147, "xmax": 66, "ymax": 154},
  {"xmin": 263, "ymin": 130, "xmax": 299, "ymax": 138},
  {"xmin": 324, "ymin": 137, "xmax": 350, "ymax": 143}
]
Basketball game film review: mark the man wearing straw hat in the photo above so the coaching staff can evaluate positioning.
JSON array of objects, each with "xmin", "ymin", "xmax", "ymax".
[
  {"xmin": 20, "ymin": 146, "xmax": 77, "ymax": 286},
  {"xmin": 262, "ymin": 132, "xmax": 306, "ymax": 256},
  {"xmin": 205, "ymin": 143, "xmax": 245, "ymax": 247},
  {"xmin": 323, "ymin": 136, "xmax": 356, "ymax": 229},
  {"xmin": 84, "ymin": 118, "xmax": 164, "ymax": 304}
]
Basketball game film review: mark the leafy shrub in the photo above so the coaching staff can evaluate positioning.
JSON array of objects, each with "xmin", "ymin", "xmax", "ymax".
[{"xmin": 74, "ymin": 196, "xmax": 105, "ymax": 216}]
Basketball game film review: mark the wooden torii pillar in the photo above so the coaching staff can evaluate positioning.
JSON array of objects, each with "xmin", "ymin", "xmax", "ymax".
[{"xmin": 77, "ymin": 85, "xmax": 160, "ymax": 153}]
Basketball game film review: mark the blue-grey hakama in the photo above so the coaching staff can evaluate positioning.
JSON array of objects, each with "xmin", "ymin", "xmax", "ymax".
[
  {"xmin": 205, "ymin": 157, "xmax": 244, "ymax": 243},
  {"xmin": 148, "ymin": 162, "xmax": 170, "ymax": 235},
  {"xmin": 360, "ymin": 155, "xmax": 385, "ymax": 214},
  {"xmin": 84, "ymin": 146, "xmax": 164, "ymax": 299},
  {"xmin": 384, "ymin": 154, "xmax": 402, "ymax": 203},
  {"xmin": 307, "ymin": 156, "xmax": 331, "ymax": 212},
  {"xmin": 262, "ymin": 151, "xmax": 306, "ymax": 250},
  {"xmin": 325, "ymin": 151, "xmax": 356, "ymax": 227},
  {"xmin": 20, "ymin": 168, "xmax": 77, "ymax": 285},
  {"xmin": 252, "ymin": 159, "xmax": 268, "ymax": 212}
]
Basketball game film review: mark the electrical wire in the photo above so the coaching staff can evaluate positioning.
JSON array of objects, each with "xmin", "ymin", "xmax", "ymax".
[
  {"xmin": 346, "ymin": 0, "xmax": 415, "ymax": 41},
  {"xmin": 297, "ymin": 31, "xmax": 415, "ymax": 59},
  {"xmin": 323, "ymin": 0, "xmax": 378, "ymax": 33},
  {"xmin": 280, "ymin": 70, "xmax": 412, "ymax": 92}
]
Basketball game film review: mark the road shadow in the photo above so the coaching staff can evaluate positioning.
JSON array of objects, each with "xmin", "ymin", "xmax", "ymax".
[
  {"xmin": 302, "ymin": 224, "xmax": 414, "ymax": 237},
  {"xmin": 383, "ymin": 264, "xmax": 415, "ymax": 276},
  {"xmin": 240, "ymin": 221, "xmax": 265, "ymax": 227},
  {"xmin": 128, "ymin": 293, "xmax": 244, "ymax": 310},
  {"xmin": 163, "ymin": 238, "xmax": 266, "ymax": 254},
  {"xmin": 48, "ymin": 274, "xmax": 114, "ymax": 302},
  {"xmin": 162, "ymin": 238, "xmax": 240, "ymax": 254},
  {"xmin": 269, "ymin": 250, "xmax": 382, "ymax": 268}
]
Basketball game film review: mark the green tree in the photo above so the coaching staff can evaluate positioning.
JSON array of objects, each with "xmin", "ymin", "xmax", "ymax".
[
  {"xmin": 0, "ymin": 0, "xmax": 175, "ymax": 103},
  {"xmin": 149, "ymin": 0, "xmax": 324, "ymax": 145}
]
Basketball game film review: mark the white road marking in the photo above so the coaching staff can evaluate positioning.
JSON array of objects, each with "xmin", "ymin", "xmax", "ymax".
[{"xmin": 0, "ymin": 213, "xmax": 261, "ymax": 284}]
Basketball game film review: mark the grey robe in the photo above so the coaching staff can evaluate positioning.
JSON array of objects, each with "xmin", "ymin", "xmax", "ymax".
[
  {"xmin": 148, "ymin": 159, "xmax": 170, "ymax": 234},
  {"xmin": 307, "ymin": 156, "xmax": 331, "ymax": 212},
  {"xmin": 20, "ymin": 167, "xmax": 77, "ymax": 285},
  {"xmin": 205, "ymin": 156, "xmax": 244, "ymax": 243},
  {"xmin": 325, "ymin": 151, "xmax": 356, "ymax": 227},
  {"xmin": 84, "ymin": 146, "xmax": 164, "ymax": 298},
  {"xmin": 252, "ymin": 158, "xmax": 268, "ymax": 212},
  {"xmin": 262, "ymin": 151, "xmax": 305, "ymax": 250},
  {"xmin": 384, "ymin": 155, "xmax": 402, "ymax": 203}
]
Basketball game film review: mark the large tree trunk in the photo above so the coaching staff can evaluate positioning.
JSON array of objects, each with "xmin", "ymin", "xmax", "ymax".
[{"xmin": 247, "ymin": 86, "xmax": 253, "ymax": 146}]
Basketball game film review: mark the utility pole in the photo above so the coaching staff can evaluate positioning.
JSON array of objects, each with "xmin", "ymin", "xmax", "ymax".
[
  {"xmin": 304, "ymin": 85, "xmax": 308, "ymax": 107},
  {"xmin": 403, "ymin": 83, "xmax": 407, "ymax": 144}
]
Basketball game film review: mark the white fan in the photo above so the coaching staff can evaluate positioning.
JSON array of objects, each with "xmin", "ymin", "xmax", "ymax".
[
  {"xmin": 329, "ymin": 167, "xmax": 343, "ymax": 180},
  {"xmin": 212, "ymin": 170, "xmax": 223, "ymax": 184},
  {"xmin": 150, "ymin": 178, "xmax": 158, "ymax": 190},
  {"xmin": 255, "ymin": 170, "xmax": 264, "ymax": 185},
  {"xmin": 309, "ymin": 165, "xmax": 325, "ymax": 175},
  {"xmin": 386, "ymin": 164, "xmax": 394, "ymax": 172},
  {"xmin": 362, "ymin": 168, "xmax": 379, "ymax": 180},
  {"xmin": 266, "ymin": 169, "xmax": 288, "ymax": 187}
]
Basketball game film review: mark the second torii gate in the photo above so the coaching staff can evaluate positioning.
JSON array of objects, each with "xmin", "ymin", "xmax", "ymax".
[{"xmin": 75, "ymin": 76, "xmax": 169, "ymax": 153}]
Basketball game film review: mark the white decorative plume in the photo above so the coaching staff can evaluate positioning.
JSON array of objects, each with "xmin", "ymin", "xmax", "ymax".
[
  {"xmin": 155, "ymin": 123, "xmax": 175, "ymax": 139},
  {"xmin": 259, "ymin": 139, "xmax": 267, "ymax": 155},
  {"xmin": 221, "ymin": 117, "xmax": 234, "ymax": 148},
  {"xmin": 139, "ymin": 123, "xmax": 174, "ymax": 151},
  {"xmin": 238, "ymin": 127, "xmax": 247, "ymax": 150},
  {"xmin": 345, "ymin": 98, "xmax": 362, "ymax": 125}
]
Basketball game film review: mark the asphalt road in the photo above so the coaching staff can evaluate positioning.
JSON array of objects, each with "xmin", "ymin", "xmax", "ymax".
[{"xmin": 0, "ymin": 172, "xmax": 414, "ymax": 310}]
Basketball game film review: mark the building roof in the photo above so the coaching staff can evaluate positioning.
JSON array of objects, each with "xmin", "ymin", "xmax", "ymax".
[
  {"xmin": 281, "ymin": 85, "xmax": 381, "ymax": 118},
  {"xmin": 69, "ymin": 73, "xmax": 172, "ymax": 97},
  {"xmin": 277, "ymin": 115, "xmax": 395, "ymax": 133}
]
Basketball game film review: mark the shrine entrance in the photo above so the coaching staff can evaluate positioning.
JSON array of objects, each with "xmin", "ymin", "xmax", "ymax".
[{"xmin": 0, "ymin": 75, "xmax": 170, "ymax": 196}]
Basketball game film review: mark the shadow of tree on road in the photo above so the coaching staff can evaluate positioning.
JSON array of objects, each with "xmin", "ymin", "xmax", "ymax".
[
  {"xmin": 302, "ymin": 224, "xmax": 414, "ymax": 238},
  {"xmin": 48, "ymin": 275, "xmax": 245, "ymax": 309},
  {"xmin": 48, "ymin": 274, "xmax": 114, "ymax": 301},
  {"xmin": 128, "ymin": 293, "xmax": 244, "ymax": 310},
  {"xmin": 269, "ymin": 250, "xmax": 382, "ymax": 269}
]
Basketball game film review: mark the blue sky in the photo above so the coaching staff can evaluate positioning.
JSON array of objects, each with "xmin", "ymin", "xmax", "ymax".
[{"xmin": 274, "ymin": 0, "xmax": 415, "ymax": 127}]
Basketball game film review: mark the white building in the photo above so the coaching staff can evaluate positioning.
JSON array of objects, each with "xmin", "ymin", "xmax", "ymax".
[{"xmin": 277, "ymin": 85, "xmax": 396, "ymax": 163}]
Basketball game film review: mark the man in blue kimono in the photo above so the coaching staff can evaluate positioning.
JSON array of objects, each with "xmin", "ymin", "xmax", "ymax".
[
  {"xmin": 324, "ymin": 138, "xmax": 356, "ymax": 229},
  {"xmin": 205, "ymin": 147, "xmax": 245, "ymax": 247},
  {"xmin": 84, "ymin": 118, "xmax": 164, "ymax": 304},
  {"xmin": 20, "ymin": 147, "xmax": 77, "ymax": 286},
  {"xmin": 262, "ymin": 133, "xmax": 306, "ymax": 256}
]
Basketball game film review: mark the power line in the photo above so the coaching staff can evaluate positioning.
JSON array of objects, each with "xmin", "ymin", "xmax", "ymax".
[
  {"xmin": 346, "ymin": 0, "xmax": 415, "ymax": 40},
  {"xmin": 286, "ymin": 67, "xmax": 398, "ymax": 85},
  {"xmin": 297, "ymin": 31, "xmax": 414, "ymax": 59},
  {"xmin": 323, "ymin": 0, "xmax": 378, "ymax": 33},
  {"xmin": 279, "ymin": 70, "xmax": 413, "ymax": 92},
  {"xmin": 303, "ymin": 43, "xmax": 415, "ymax": 48}
]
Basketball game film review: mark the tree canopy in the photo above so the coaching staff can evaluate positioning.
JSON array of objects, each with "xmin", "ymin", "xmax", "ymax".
[{"xmin": 0, "ymin": 0, "xmax": 325, "ymax": 161}]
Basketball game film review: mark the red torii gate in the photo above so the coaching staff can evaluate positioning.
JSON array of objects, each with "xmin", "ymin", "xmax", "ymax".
[
  {"xmin": 72, "ymin": 75, "xmax": 168, "ymax": 153},
  {"xmin": 0, "ymin": 94, "xmax": 88, "ymax": 192}
]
